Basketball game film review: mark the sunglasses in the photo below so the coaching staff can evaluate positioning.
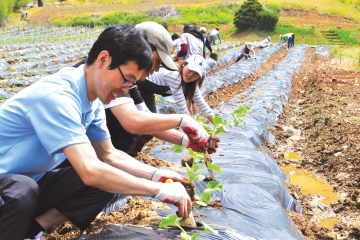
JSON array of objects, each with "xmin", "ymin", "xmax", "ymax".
[{"xmin": 117, "ymin": 66, "xmax": 136, "ymax": 88}]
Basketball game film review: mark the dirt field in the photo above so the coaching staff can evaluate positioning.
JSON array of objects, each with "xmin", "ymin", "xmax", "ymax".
[
  {"xmin": 41, "ymin": 46, "xmax": 360, "ymax": 240},
  {"xmin": 8, "ymin": 3, "xmax": 360, "ymax": 239}
]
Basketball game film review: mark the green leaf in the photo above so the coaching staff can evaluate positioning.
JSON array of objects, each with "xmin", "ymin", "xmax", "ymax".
[
  {"xmin": 188, "ymin": 148, "xmax": 196, "ymax": 158},
  {"xmin": 159, "ymin": 214, "xmax": 182, "ymax": 228},
  {"xmin": 173, "ymin": 144, "xmax": 183, "ymax": 152},
  {"xmin": 191, "ymin": 233, "xmax": 200, "ymax": 240},
  {"xmin": 201, "ymin": 222, "xmax": 219, "ymax": 234},
  {"xmin": 193, "ymin": 174, "xmax": 206, "ymax": 181},
  {"xmin": 194, "ymin": 152, "xmax": 205, "ymax": 161},
  {"xmin": 207, "ymin": 163, "xmax": 223, "ymax": 174},
  {"xmin": 196, "ymin": 200, "xmax": 208, "ymax": 207},
  {"xmin": 181, "ymin": 232, "xmax": 191, "ymax": 240},
  {"xmin": 201, "ymin": 189, "xmax": 212, "ymax": 203},
  {"xmin": 213, "ymin": 115, "xmax": 223, "ymax": 127},
  {"xmin": 214, "ymin": 125, "xmax": 225, "ymax": 136},
  {"xmin": 208, "ymin": 180, "xmax": 223, "ymax": 191},
  {"xmin": 196, "ymin": 115, "xmax": 207, "ymax": 123},
  {"xmin": 185, "ymin": 163, "xmax": 193, "ymax": 182}
]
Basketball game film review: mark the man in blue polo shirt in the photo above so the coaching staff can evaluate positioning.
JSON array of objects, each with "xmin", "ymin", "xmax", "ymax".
[{"xmin": 0, "ymin": 24, "xmax": 195, "ymax": 240}]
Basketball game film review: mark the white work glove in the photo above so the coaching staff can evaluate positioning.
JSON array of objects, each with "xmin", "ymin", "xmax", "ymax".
[
  {"xmin": 154, "ymin": 182, "xmax": 192, "ymax": 218},
  {"xmin": 179, "ymin": 115, "xmax": 209, "ymax": 143},
  {"xmin": 151, "ymin": 169, "xmax": 189, "ymax": 184}
]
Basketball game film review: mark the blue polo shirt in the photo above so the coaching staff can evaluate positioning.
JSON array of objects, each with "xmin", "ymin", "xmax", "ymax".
[{"xmin": 0, "ymin": 65, "xmax": 110, "ymax": 181}]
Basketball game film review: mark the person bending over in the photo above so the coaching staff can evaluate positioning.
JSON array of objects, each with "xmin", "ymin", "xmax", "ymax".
[
  {"xmin": 234, "ymin": 43, "xmax": 256, "ymax": 63},
  {"xmin": 0, "ymin": 24, "xmax": 193, "ymax": 240}
]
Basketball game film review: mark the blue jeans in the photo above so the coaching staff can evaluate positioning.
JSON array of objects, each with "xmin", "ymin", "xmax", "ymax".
[
  {"xmin": 287, "ymin": 36, "xmax": 293, "ymax": 48},
  {"xmin": 235, "ymin": 53, "xmax": 246, "ymax": 63}
]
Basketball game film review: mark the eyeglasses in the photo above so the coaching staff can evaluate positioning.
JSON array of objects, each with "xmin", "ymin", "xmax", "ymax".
[{"xmin": 117, "ymin": 66, "xmax": 136, "ymax": 88}]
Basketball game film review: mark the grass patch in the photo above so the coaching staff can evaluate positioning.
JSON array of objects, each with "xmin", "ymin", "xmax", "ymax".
[
  {"xmin": 333, "ymin": 46, "xmax": 360, "ymax": 59},
  {"xmin": 53, "ymin": 4, "xmax": 240, "ymax": 27},
  {"xmin": 331, "ymin": 29, "xmax": 360, "ymax": 45}
]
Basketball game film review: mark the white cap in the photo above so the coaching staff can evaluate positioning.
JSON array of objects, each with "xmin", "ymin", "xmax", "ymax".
[
  {"xmin": 267, "ymin": 36, "xmax": 271, "ymax": 41},
  {"xmin": 200, "ymin": 27, "xmax": 206, "ymax": 33},
  {"xmin": 246, "ymin": 43, "xmax": 253, "ymax": 49},
  {"xmin": 135, "ymin": 21, "xmax": 178, "ymax": 71},
  {"xmin": 186, "ymin": 54, "xmax": 207, "ymax": 77}
]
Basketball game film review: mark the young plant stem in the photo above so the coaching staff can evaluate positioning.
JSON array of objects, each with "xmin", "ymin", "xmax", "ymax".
[{"xmin": 204, "ymin": 153, "xmax": 215, "ymax": 180}]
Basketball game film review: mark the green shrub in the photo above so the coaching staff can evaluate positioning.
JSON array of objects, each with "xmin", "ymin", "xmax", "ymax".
[
  {"xmin": 233, "ymin": 0, "xmax": 277, "ymax": 31},
  {"xmin": 14, "ymin": 0, "xmax": 31, "ymax": 12},
  {"xmin": 257, "ymin": 10, "xmax": 278, "ymax": 31},
  {"xmin": 233, "ymin": 0, "xmax": 263, "ymax": 29}
]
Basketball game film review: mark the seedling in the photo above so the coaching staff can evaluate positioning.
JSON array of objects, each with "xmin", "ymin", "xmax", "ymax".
[
  {"xmin": 196, "ymin": 115, "xmax": 230, "ymax": 138},
  {"xmin": 200, "ymin": 180, "xmax": 223, "ymax": 204},
  {"xmin": 188, "ymin": 148, "xmax": 205, "ymax": 163},
  {"xmin": 173, "ymin": 144, "xmax": 183, "ymax": 152},
  {"xmin": 159, "ymin": 214, "xmax": 218, "ymax": 240},
  {"xmin": 231, "ymin": 105, "xmax": 250, "ymax": 126},
  {"xmin": 185, "ymin": 162, "xmax": 206, "ymax": 183}
]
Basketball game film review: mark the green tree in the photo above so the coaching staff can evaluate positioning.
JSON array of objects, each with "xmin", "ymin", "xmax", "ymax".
[
  {"xmin": 258, "ymin": 10, "xmax": 278, "ymax": 31},
  {"xmin": 233, "ymin": 0, "xmax": 278, "ymax": 31}
]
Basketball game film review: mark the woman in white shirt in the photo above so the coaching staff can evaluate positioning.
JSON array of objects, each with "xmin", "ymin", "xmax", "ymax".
[{"xmin": 136, "ymin": 54, "xmax": 215, "ymax": 124}]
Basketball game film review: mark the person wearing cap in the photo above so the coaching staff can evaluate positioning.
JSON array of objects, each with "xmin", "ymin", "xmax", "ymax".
[
  {"xmin": 0, "ymin": 24, "xmax": 193, "ymax": 240},
  {"xmin": 199, "ymin": 27, "xmax": 213, "ymax": 57},
  {"xmin": 208, "ymin": 27, "xmax": 222, "ymax": 45},
  {"xmin": 234, "ymin": 43, "xmax": 256, "ymax": 63},
  {"xmin": 259, "ymin": 36, "xmax": 272, "ymax": 48},
  {"xmin": 279, "ymin": 33, "xmax": 295, "ymax": 50},
  {"xmin": 102, "ymin": 22, "xmax": 219, "ymax": 157},
  {"xmin": 136, "ymin": 54, "xmax": 216, "ymax": 127}
]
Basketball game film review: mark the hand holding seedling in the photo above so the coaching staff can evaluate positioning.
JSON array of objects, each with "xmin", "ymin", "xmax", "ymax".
[
  {"xmin": 151, "ymin": 169, "xmax": 191, "ymax": 185},
  {"xmin": 154, "ymin": 182, "xmax": 192, "ymax": 218},
  {"xmin": 179, "ymin": 115, "xmax": 209, "ymax": 143}
]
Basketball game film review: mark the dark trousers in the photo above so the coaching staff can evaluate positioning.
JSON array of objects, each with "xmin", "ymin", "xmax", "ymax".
[{"xmin": 0, "ymin": 167, "xmax": 114, "ymax": 240}]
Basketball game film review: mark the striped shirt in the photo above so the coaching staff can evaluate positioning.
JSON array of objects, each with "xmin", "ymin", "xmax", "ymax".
[{"xmin": 147, "ymin": 68, "xmax": 214, "ymax": 118}]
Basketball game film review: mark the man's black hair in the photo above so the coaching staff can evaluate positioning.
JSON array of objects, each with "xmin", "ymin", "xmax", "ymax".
[
  {"xmin": 86, "ymin": 24, "xmax": 153, "ymax": 72},
  {"xmin": 183, "ymin": 24, "xmax": 196, "ymax": 33},
  {"xmin": 171, "ymin": 33, "xmax": 180, "ymax": 40}
]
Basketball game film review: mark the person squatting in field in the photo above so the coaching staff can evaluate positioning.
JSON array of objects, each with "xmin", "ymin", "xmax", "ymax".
[
  {"xmin": 234, "ymin": 43, "xmax": 256, "ymax": 63},
  {"xmin": 259, "ymin": 36, "xmax": 271, "ymax": 48},
  {"xmin": 0, "ymin": 24, "xmax": 199, "ymax": 240}
]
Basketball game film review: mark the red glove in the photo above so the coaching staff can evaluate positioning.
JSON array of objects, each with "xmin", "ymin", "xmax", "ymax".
[
  {"xmin": 151, "ymin": 169, "xmax": 190, "ymax": 184},
  {"xmin": 181, "ymin": 134, "xmax": 207, "ymax": 152},
  {"xmin": 153, "ymin": 182, "xmax": 192, "ymax": 218},
  {"xmin": 179, "ymin": 115, "xmax": 209, "ymax": 143},
  {"xmin": 181, "ymin": 135, "xmax": 220, "ymax": 154}
]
